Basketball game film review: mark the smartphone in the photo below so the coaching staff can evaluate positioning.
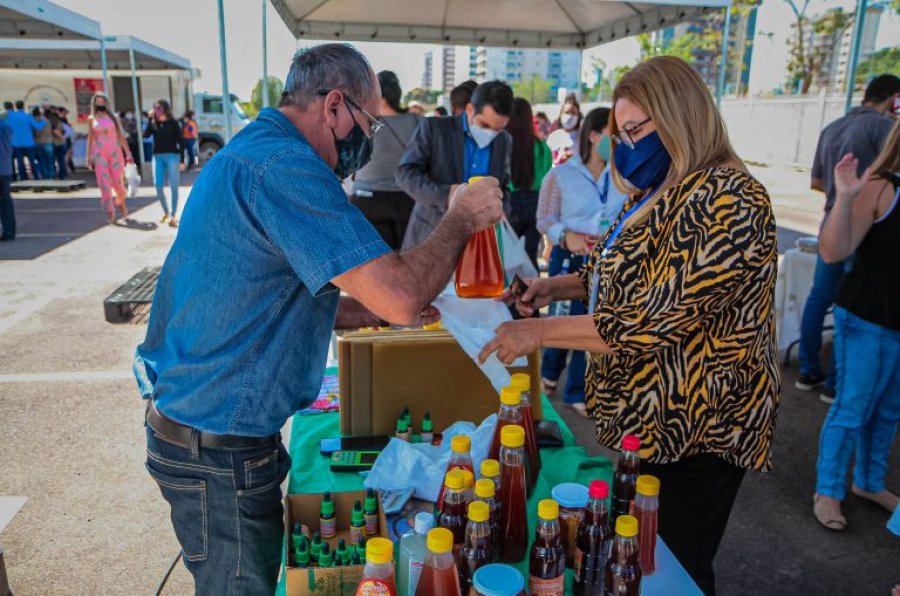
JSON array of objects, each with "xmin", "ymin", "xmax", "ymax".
[
  {"xmin": 319, "ymin": 435, "xmax": 391, "ymax": 455},
  {"xmin": 509, "ymin": 274, "xmax": 530, "ymax": 299},
  {"xmin": 330, "ymin": 450, "xmax": 380, "ymax": 472}
]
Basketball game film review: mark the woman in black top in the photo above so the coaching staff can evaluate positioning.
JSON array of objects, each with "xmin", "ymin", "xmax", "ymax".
[
  {"xmin": 144, "ymin": 100, "xmax": 183, "ymax": 227},
  {"xmin": 813, "ymin": 120, "xmax": 900, "ymax": 531}
]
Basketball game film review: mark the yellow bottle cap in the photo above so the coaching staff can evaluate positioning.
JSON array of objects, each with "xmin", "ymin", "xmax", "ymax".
[
  {"xmin": 468, "ymin": 176, "xmax": 485, "ymax": 183},
  {"xmin": 427, "ymin": 527, "xmax": 454, "ymax": 554},
  {"xmin": 615, "ymin": 515, "xmax": 639, "ymax": 537},
  {"xmin": 423, "ymin": 321, "xmax": 443, "ymax": 331},
  {"xmin": 636, "ymin": 474, "xmax": 660, "ymax": 497},
  {"xmin": 451, "ymin": 435, "xmax": 471, "ymax": 454},
  {"xmin": 537, "ymin": 499, "xmax": 559, "ymax": 521},
  {"xmin": 460, "ymin": 469, "xmax": 475, "ymax": 488},
  {"xmin": 480, "ymin": 459, "xmax": 500, "ymax": 479},
  {"xmin": 444, "ymin": 469, "xmax": 465, "ymax": 490},
  {"xmin": 510, "ymin": 373, "xmax": 531, "ymax": 392},
  {"xmin": 500, "ymin": 386, "xmax": 521, "ymax": 406},
  {"xmin": 365, "ymin": 537, "xmax": 393, "ymax": 565},
  {"xmin": 474, "ymin": 479, "xmax": 495, "ymax": 499},
  {"xmin": 500, "ymin": 425, "xmax": 525, "ymax": 448},
  {"xmin": 468, "ymin": 500, "xmax": 490, "ymax": 523}
]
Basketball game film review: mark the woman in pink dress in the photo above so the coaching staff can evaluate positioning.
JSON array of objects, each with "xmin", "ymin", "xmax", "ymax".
[{"xmin": 86, "ymin": 93, "xmax": 132, "ymax": 223}]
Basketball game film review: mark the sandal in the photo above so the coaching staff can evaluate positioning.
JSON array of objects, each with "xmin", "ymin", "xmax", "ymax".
[
  {"xmin": 813, "ymin": 493, "xmax": 847, "ymax": 531},
  {"xmin": 541, "ymin": 377, "xmax": 558, "ymax": 396},
  {"xmin": 851, "ymin": 485, "xmax": 899, "ymax": 512},
  {"xmin": 566, "ymin": 402, "xmax": 590, "ymax": 419}
]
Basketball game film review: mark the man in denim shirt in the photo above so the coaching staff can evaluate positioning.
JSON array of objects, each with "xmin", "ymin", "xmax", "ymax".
[{"xmin": 134, "ymin": 44, "xmax": 503, "ymax": 594}]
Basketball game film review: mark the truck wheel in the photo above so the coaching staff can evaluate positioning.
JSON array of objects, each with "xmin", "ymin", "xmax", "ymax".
[{"xmin": 199, "ymin": 141, "xmax": 221, "ymax": 164}]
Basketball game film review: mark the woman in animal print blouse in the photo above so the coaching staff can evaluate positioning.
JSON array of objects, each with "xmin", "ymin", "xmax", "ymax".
[{"xmin": 480, "ymin": 56, "xmax": 780, "ymax": 595}]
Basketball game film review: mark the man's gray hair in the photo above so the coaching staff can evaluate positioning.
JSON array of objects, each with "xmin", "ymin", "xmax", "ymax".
[{"xmin": 280, "ymin": 43, "xmax": 376, "ymax": 109}]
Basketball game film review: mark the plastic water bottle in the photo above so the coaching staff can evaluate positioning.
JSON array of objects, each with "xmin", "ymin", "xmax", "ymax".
[
  {"xmin": 398, "ymin": 512, "xmax": 435, "ymax": 596},
  {"xmin": 550, "ymin": 257, "xmax": 572, "ymax": 317}
]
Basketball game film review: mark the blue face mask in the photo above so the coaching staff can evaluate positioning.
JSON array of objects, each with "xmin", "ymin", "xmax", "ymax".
[{"xmin": 613, "ymin": 131, "xmax": 672, "ymax": 192}]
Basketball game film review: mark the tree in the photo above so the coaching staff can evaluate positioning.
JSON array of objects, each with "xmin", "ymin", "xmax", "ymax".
[
  {"xmin": 404, "ymin": 87, "xmax": 441, "ymax": 106},
  {"xmin": 512, "ymin": 75, "xmax": 555, "ymax": 104},
  {"xmin": 856, "ymin": 46, "xmax": 900, "ymax": 86},
  {"xmin": 585, "ymin": 64, "xmax": 633, "ymax": 101},
  {"xmin": 250, "ymin": 76, "xmax": 284, "ymax": 114},
  {"xmin": 783, "ymin": 3, "xmax": 853, "ymax": 94}
]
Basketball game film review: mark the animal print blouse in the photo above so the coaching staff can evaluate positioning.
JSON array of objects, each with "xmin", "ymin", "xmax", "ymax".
[{"xmin": 580, "ymin": 167, "xmax": 781, "ymax": 471}]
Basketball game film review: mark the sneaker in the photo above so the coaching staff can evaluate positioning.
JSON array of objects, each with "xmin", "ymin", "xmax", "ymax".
[
  {"xmin": 820, "ymin": 387, "xmax": 835, "ymax": 404},
  {"xmin": 795, "ymin": 372, "xmax": 825, "ymax": 391}
]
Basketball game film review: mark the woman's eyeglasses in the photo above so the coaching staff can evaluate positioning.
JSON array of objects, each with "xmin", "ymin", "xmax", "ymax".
[
  {"xmin": 614, "ymin": 116, "xmax": 652, "ymax": 149},
  {"xmin": 317, "ymin": 89, "xmax": 384, "ymax": 138}
]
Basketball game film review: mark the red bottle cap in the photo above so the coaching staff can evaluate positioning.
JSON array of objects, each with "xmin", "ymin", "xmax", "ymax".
[
  {"xmin": 622, "ymin": 435, "xmax": 640, "ymax": 451},
  {"xmin": 588, "ymin": 480, "xmax": 609, "ymax": 500}
]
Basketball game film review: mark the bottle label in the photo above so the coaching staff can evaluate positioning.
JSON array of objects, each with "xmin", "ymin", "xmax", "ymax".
[
  {"xmin": 365, "ymin": 513, "xmax": 379, "ymax": 535},
  {"xmin": 357, "ymin": 579, "xmax": 394, "ymax": 595},
  {"xmin": 320, "ymin": 517, "xmax": 336, "ymax": 538},
  {"xmin": 407, "ymin": 559, "xmax": 425, "ymax": 594},
  {"xmin": 529, "ymin": 574, "xmax": 564, "ymax": 596},
  {"xmin": 350, "ymin": 525, "xmax": 364, "ymax": 543}
]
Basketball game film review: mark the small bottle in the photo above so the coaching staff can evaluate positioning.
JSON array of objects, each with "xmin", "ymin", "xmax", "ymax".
[
  {"xmin": 365, "ymin": 488, "xmax": 380, "ymax": 535},
  {"xmin": 473, "ymin": 479, "xmax": 500, "ymax": 554},
  {"xmin": 528, "ymin": 499, "xmax": 565, "ymax": 595},
  {"xmin": 320, "ymin": 492, "xmax": 337, "ymax": 538},
  {"xmin": 291, "ymin": 522, "xmax": 306, "ymax": 551},
  {"xmin": 357, "ymin": 536, "xmax": 367, "ymax": 561},
  {"xmin": 415, "ymin": 528, "xmax": 462, "ymax": 596},
  {"xmin": 459, "ymin": 500, "xmax": 494, "ymax": 593},
  {"xmin": 634, "ymin": 474, "xmax": 660, "ymax": 576},
  {"xmin": 318, "ymin": 542, "xmax": 335, "ymax": 568},
  {"xmin": 335, "ymin": 538, "xmax": 350, "ymax": 567},
  {"xmin": 351, "ymin": 500, "xmax": 367, "ymax": 543},
  {"xmin": 437, "ymin": 435, "xmax": 474, "ymax": 508},
  {"xmin": 480, "ymin": 458, "xmax": 501, "ymax": 496},
  {"xmin": 611, "ymin": 435, "xmax": 640, "ymax": 528},
  {"xmin": 510, "ymin": 373, "xmax": 542, "ymax": 491},
  {"xmin": 550, "ymin": 482, "xmax": 589, "ymax": 568},
  {"xmin": 421, "ymin": 412, "xmax": 434, "ymax": 444},
  {"xmin": 356, "ymin": 537, "xmax": 398, "ymax": 596},
  {"xmin": 396, "ymin": 418, "xmax": 410, "ymax": 441},
  {"xmin": 488, "ymin": 386, "xmax": 525, "ymax": 462},
  {"xmin": 438, "ymin": 469, "xmax": 468, "ymax": 550},
  {"xmin": 310, "ymin": 531, "xmax": 323, "ymax": 564},
  {"xmin": 605, "ymin": 515, "xmax": 642, "ymax": 596},
  {"xmin": 471, "ymin": 564, "xmax": 526, "ymax": 596},
  {"xmin": 398, "ymin": 511, "xmax": 435, "ymax": 596},
  {"xmin": 351, "ymin": 550, "xmax": 362, "ymax": 565},
  {"xmin": 573, "ymin": 480, "xmax": 611, "ymax": 596},
  {"xmin": 498, "ymin": 425, "xmax": 528, "ymax": 563},
  {"xmin": 294, "ymin": 537, "xmax": 310, "ymax": 569},
  {"xmin": 402, "ymin": 406, "xmax": 412, "ymax": 429}
]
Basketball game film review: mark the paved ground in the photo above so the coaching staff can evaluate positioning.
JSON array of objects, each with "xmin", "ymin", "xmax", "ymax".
[{"xmin": 0, "ymin": 164, "xmax": 896, "ymax": 595}]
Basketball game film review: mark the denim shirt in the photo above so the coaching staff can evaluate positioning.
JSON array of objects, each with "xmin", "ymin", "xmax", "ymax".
[{"xmin": 134, "ymin": 108, "xmax": 390, "ymax": 436}]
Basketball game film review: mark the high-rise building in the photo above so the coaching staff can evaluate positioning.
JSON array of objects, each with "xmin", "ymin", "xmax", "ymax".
[
  {"xmin": 441, "ymin": 46, "xmax": 456, "ymax": 92},
  {"xmin": 830, "ymin": 4, "xmax": 883, "ymax": 91},
  {"xmin": 468, "ymin": 47, "xmax": 581, "ymax": 96},
  {"xmin": 422, "ymin": 51, "xmax": 433, "ymax": 89}
]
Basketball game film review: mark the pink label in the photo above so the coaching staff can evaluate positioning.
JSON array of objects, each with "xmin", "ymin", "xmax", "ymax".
[
  {"xmin": 320, "ymin": 517, "xmax": 336, "ymax": 538},
  {"xmin": 530, "ymin": 574, "xmax": 564, "ymax": 596}
]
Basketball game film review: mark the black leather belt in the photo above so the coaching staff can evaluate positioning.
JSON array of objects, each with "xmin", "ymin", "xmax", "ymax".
[{"xmin": 146, "ymin": 401, "xmax": 279, "ymax": 450}]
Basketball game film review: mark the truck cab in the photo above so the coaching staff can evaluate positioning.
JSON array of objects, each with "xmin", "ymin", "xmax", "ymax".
[{"xmin": 194, "ymin": 92, "xmax": 251, "ymax": 163}]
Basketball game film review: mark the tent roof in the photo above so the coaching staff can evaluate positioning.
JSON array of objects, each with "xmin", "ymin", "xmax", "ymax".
[
  {"xmin": 270, "ymin": 0, "xmax": 730, "ymax": 49},
  {"xmin": 0, "ymin": 35, "xmax": 192, "ymax": 70},
  {"xmin": 0, "ymin": 0, "xmax": 102, "ymax": 41}
]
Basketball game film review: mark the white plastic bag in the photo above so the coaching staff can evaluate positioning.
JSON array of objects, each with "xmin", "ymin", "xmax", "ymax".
[
  {"xmin": 125, "ymin": 162, "xmax": 141, "ymax": 198},
  {"xmin": 498, "ymin": 219, "xmax": 538, "ymax": 281}
]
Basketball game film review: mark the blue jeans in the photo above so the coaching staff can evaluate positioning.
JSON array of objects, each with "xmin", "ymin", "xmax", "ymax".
[
  {"xmin": 35, "ymin": 143, "xmax": 54, "ymax": 180},
  {"xmin": 154, "ymin": 153, "xmax": 181, "ymax": 216},
  {"xmin": 0, "ymin": 175, "xmax": 14, "ymax": 239},
  {"xmin": 53, "ymin": 144, "xmax": 68, "ymax": 179},
  {"xmin": 145, "ymin": 423, "xmax": 291, "ymax": 594},
  {"xmin": 799, "ymin": 254, "xmax": 847, "ymax": 388},
  {"xmin": 815, "ymin": 307, "xmax": 900, "ymax": 500},
  {"xmin": 184, "ymin": 138, "xmax": 197, "ymax": 168},
  {"xmin": 541, "ymin": 245, "xmax": 587, "ymax": 405},
  {"xmin": 12, "ymin": 147, "xmax": 35, "ymax": 181}
]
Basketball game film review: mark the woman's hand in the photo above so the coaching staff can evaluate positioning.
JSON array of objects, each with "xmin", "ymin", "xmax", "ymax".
[
  {"xmin": 833, "ymin": 153, "xmax": 870, "ymax": 204},
  {"xmin": 478, "ymin": 318, "xmax": 544, "ymax": 365},
  {"xmin": 86, "ymin": 158, "xmax": 93, "ymax": 170},
  {"xmin": 564, "ymin": 231, "xmax": 598, "ymax": 256},
  {"xmin": 497, "ymin": 276, "xmax": 555, "ymax": 317}
]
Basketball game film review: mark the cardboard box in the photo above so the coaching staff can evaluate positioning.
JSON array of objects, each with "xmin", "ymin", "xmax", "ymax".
[
  {"xmin": 284, "ymin": 491, "xmax": 389, "ymax": 596},
  {"xmin": 338, "ymin": 329, "xmax": 541, "ymax": 437}
]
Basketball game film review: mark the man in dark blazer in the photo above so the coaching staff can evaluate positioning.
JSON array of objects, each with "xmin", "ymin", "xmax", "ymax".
[{"xmin": 396, "ymin": 81, "xmax": 513, "ymax": 249}]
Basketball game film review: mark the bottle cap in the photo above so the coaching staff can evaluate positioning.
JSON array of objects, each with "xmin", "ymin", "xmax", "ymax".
[
  {"xmin": 500, "ymin": 425, "xmax": 525, "ymax": 448},
  {"xmin": 460, "ymin": 469, "xmax": 475, "ymax": 489},
  {"xmin": 472, "ymin": 564, "xmax": 525, "ymax": 595},
  {"xmin": 621, "ymin": 434, "xmax": 640, "ymax": 451},
  {"xmin": 451, "ymin": 434, "xmax": 471, "ymax": 454},
  {"xmin": 365, "ymin": 537, "xmax": 393, "ymax": 565},
  {"xmin": 468, "ymin": 176, "xmax": 485, "ymax": 183},
  {"xmin": 365, "ymin": 488, "xmax": 378, "ymax": 511},
  {"xmin": 357, "ymin": 536, "xmax": 366, "ymax": 552},
  {"xmin": 537, "ymin": 499, "xmax": 560, "ymax": 521},
  {"xmin": 423, "ymin": 321, "xmax": 443, "ymax": 331},
  {"xmin": 414, "ymin": 511, "xmax": 435, "ymax": 535},
  {"xmin": 468, "ymin": 500, "xmax": 490, "ymax": 523},
  {"xmin": 292, "ymin": 522, "xmax": 303, "ymax": 535},
  {"xmin": 351, "ymin": 551, "xmax": 361, "ymax": 565},
  {"xmin": 320, "ymin": 493, "xmax": 334, "ymax": 517},
  {"xmin": 427, "ymin": 527, "xmax": 454, "ymax": 554},
  {"xmin": 422, "ymin": 412, "xmax": 433, "ymax": 431},
  {"xmin": 474, "ymin": 479, "xmax": 495, "ymax": 499},
  {"xmin": 312, "ymin": 531, "xmax": 322, "ymax": 544},
  {"xmin": 636, "ymin": 474, "xmax": 660, "ymax": 497},
  {"xmin": 550, "ymin": 483, "xmax": 589, "ymax": 508},
  {"xmin": 351, "ymin": 500, "xmax": 364, "ymax": 525},
  {"xmin": 500, "ymin": 386, "xmax": 521, "ymax": 406},
  {"xmin": 509, "ymin": 372, "xmax": 531, "ymax": 392},
  {"xmin": 336, "ymin": 538, "xmax": 347, "ymax": 552},
  {"xmin": 444, "ymin": 469, "xmax": 465, "ymax": 490},
  {"xmin": 480, "ymin": 459, "xmax": 500, "ymax": 478},
  {"xmin": 588, "ymin": 480, "xmax": 610, "ymax": 500},
  {"xmin": 397, "ymin": 418, "xmax": 409, "ymax": 432},
  {"xmin": 615, "ymin": 515, "xmax": 639, "ymax": 537}
]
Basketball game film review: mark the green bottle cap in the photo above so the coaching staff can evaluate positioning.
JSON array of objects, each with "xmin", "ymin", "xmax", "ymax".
[
  {"xmin": 318, "ymin": 542, "xmax": 333, "ymax": 567},
  {"xmin": 356, "ymin": 536, "xmax": 366, "ymax": 558},
  {"xmin": 336, "ymin": 538, "xmax": 348, "ymax": 556},
  {"xmin": 320, "ymin": 492, "xmax": 335, "ymax": 517},
  {"xmin": 351, "ymin": 500, "xmax": 365, "ymax": 526},
  {"xmin": 310, "ymin": 532, "xmax": 322, "ymax": 561},
  {"xmin": 365, "ymin": 488, "xmax": 378, "ymax": 513},
  {"xmin": 422, "ymin": 412, "xmax": 433, "ymax": 432},
  {"xmin": 402, "ymin": 406, "xmax": 410, "ymax": 424},
  {"xmin": 294, "ymin": 542, "xmax": 310, "ymax": 567},
  {"xmin": 351, "ymin": 551, "xmax": 361, "ymax": 565},
  {"xmin": 396, "ymin": 418, "xmax": 409, "ymax": 432}
]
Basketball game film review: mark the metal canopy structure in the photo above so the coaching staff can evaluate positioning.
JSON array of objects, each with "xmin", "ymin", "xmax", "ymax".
[
  {"xmin": 269, "ymin": 0, "xmax": 730, "ymax": 49},
  {"xmin": 0, "ymin": 36, "xmax": 191, "ymax": 70},
  {"xmin": 0, "ymin": 0, "xmax": 101, "ymax": 40}
]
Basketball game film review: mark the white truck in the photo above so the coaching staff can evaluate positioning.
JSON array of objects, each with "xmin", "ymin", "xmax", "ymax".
[{"xmin": 192, "ymin": 92, "xmax": 251, "ymax": 163}]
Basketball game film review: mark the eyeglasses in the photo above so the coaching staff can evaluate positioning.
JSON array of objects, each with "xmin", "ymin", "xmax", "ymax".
[
  {"xmin": 614, "ymin": 116, "xmax": 652, "ymax": 149},
  {"xmin": 317, "ymin": 88, "xmax": 384, "ymax": 138}
]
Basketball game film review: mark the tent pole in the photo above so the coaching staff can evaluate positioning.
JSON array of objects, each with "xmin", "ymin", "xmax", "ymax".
[
  {"xmin": 262, "ymin": 0, "xmax": 270, "ymax": 108},
  {"xmin": 128, "ymin": 43, "xmax": 146, "ymax": 171},
  {"xmin": 844, "ymin": 0, "xmax": 867, "ymax": 113},
  {"xmin": 715, "ymin": 2, "xmax": 733, "ymax": 108},
  {"xmin": 100, "ymin": 36, "xmax": 109, "ymax": 93},
  {"xmin": 217, "ymin": 0, "xmax": 233, "ymax": 143}
]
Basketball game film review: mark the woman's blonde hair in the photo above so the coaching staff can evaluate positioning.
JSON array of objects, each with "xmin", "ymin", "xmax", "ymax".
[
  {"xmin": 870, "ymin": 120, "xmax": 900, "ymax": 177},
  {"xmin": 609, "ymin": 56, "xmax": 741, "ymax": 200}
]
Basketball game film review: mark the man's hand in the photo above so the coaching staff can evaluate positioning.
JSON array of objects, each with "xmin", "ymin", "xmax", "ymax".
[
  {"xmin": 478, "ymin": 318, "xmax": 544, "ymax": 365},
  {"xmin": 498, "ymin": 277, "xmax": 555, "ymax": 317},
  {"xmin": 447, "ymin": 177, "xmax": 503, "ymax": 234}
]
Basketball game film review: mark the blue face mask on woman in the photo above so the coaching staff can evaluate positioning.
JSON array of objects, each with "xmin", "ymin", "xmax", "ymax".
[{"xmin": 613, "ymin": 131, "xmax": 672, "ymax": 192}]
